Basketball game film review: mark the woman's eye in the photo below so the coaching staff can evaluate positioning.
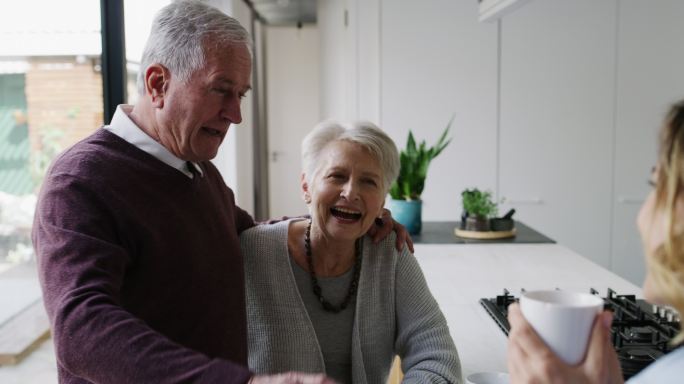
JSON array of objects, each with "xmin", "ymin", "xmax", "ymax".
[
  {"xmin": 364, "ymin": 179, "xmax": 378, "ymax": 186},
  {"xmin": 647, "ymin": 179, "xmax": 656, "ymax": 188}
]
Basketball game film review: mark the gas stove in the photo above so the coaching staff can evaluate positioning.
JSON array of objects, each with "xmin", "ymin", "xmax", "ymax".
[{"xmin": 480, "ymin": 288, "xmax": 681, "ymax": 379}]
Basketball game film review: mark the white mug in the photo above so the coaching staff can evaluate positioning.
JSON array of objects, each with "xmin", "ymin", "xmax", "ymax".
[
  {"xmin": 466, "ymin": 372, "xmax": 510, "ymax": 384},
  {"xmin": 519, "ymin": 290, "xmax": 604, "ymax": 365}
]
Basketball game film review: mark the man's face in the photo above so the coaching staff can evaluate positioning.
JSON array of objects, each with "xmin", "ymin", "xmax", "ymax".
[{"xmin": 156, "ymin": 43, "xmax": 252, "ymax": 161}]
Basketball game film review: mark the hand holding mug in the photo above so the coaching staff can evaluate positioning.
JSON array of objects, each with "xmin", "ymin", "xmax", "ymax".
[{"xmin": 506, "ymin": 302, "xmax": 623, "ymax": 384}]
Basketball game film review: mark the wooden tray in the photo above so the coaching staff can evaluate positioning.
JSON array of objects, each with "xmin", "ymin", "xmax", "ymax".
[{"xmin": 454, "ymin": 227, "xmax": 516, "ymax": 240}]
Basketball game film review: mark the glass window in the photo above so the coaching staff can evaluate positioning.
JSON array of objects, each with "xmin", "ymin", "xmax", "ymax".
[
  {"xmin": 0, "ymin": 0, "xmax": 102, "ymax": 269},
  {"xmin": 124, "ymin": 0, "xmax": 172, "ymax": 105}
]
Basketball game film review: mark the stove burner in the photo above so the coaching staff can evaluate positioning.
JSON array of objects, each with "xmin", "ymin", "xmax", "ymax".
[{"xmin": 479, "ymin": 288, "xmax": 681, "ymax": 380}]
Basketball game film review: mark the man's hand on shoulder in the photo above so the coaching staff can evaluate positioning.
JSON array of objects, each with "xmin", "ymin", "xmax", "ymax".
[
  {"xmin": 248, "ymin": 372, "xmax": 338, "ymax": 384},
  {"xmin": 366, "ymin": 208, "xmax": 414, "ymax": 254}
]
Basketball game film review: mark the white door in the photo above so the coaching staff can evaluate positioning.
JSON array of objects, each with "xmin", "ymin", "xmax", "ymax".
[{"xmin": 266, "ymin": 25, "xmax": 321, "ymax": 218}]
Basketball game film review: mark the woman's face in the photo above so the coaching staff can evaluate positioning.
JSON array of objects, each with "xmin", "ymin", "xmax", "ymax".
[{"xmin": 304, "ymin": 141, "xmax": 386, "ymax": 243}]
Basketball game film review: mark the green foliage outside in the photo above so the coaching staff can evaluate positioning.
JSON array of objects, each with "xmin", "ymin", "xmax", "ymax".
[
  {"xmin": 461, "ymin": 188, "xmax": 499, "ymax": 218},
  {"xmin": 389, "ymin": 117, "xmax": 452, "ymax": 200},
  {"xmin": 30, "ymin": 125, "xmax": 64, "ymax": 187}
]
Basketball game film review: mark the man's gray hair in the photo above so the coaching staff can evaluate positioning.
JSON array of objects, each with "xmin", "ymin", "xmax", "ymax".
[
  {"xmin": 136, "ymin": 0, "xmax": 253, "ymax": 95},
  {"xmin": 301, "ymin": 120, "xmax": 400, "ymax": 194}
]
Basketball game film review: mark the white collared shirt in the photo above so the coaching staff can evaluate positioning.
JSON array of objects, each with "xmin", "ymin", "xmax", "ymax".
[{"xmin": 104, "ymin": 105, "xmax": 203, "ymax": 179}]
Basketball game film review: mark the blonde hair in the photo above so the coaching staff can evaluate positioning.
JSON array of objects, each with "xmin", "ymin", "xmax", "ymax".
[{"xmin": 651, "ymin": 99, "xmax": 684, "ymax": 345}]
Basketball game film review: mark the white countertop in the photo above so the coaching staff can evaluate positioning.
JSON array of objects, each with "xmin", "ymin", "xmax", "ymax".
[
  {"xmin": 0, "ymin": 243, "xmax": 642, "ymax": 382},
  {"xmin": 413, "ymin": 243, "xmax": 642, "ymax": 378}
]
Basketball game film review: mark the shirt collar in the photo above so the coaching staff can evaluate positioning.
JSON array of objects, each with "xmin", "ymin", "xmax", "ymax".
[{"xmin": 104, "ymin": 105, "xmax": 203, "ymax": 178}]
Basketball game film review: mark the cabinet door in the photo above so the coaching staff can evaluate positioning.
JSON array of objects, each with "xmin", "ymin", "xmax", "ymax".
[
  {"xmin": 612, "ymin": 0, "xmax": 684, "ymax": 284},
  {"xmin": 381, "ymin": 0, "xmax": 499, "ymax": 220},
  {"xmin": 499, "ymin": 0, "xmax": 617, "ymax": 267}
]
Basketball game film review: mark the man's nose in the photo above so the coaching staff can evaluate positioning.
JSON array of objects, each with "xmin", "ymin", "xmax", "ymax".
[{"xmin": 221, "ymin": 97, "xmax": 242, "ymax": 124}]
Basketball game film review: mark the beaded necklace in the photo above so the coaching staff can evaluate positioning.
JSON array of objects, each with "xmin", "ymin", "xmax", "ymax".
[{"xmin": 304, "ymin": 220, "xmax": 361, "ymax": 313}]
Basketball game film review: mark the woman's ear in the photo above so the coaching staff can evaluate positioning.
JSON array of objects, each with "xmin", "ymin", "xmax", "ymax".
[
  {"xmin": 301, "ymin": 173, "xmax": 311, "ymax": 204},
  {"xmin": 145, "ymin": 63, "xmax": 169, "ymax": 108}
]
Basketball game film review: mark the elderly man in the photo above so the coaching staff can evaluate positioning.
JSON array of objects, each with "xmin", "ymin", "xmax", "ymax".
[{"xmin": 32, "ymin": 1, "xmax": 407, "ymax": 383}]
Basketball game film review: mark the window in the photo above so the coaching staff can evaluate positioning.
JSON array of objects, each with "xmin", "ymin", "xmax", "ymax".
[
  {"xmin": 124, "ymin": 0, "xmax": 172, "ymax": 105},
  {"xmin": 0, "ymin": 0, "xmax": 103, "ymax": 269}
]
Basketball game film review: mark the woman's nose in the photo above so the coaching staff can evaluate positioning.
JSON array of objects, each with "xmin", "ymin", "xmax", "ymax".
[{"xmin": 341, "ymin": 181, "xmax": 359, "ymax": 200}]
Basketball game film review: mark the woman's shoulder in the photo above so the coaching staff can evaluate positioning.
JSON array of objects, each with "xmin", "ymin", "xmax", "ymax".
[
  {"xmin": 240, "ymin": 220, "xmax": 291, "ymax": 248},
  {"xmin": 363, "ymin": 232, "xmax": 415, "ymax": 268},
  {"xmin": 628, "ymin": 346, "xmax": 684, "ymax": 383}
]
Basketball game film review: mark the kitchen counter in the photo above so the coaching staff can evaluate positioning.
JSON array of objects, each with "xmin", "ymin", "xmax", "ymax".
[
  {"xmin": 414, "ymin": 220, "xmax": 555, "ymax": 244},
  {"xmin": 413, "ymin": 243, "xmax": 641, "ymax": 378},
  {"xmin": 0, "ymin": 243, "xmax": 641, "ymax": 382}
]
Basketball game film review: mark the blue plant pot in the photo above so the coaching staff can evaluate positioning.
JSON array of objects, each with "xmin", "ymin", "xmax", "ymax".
[{"xmin": 387, "ymin": 199, "xmax": 422, "ymax": 235}]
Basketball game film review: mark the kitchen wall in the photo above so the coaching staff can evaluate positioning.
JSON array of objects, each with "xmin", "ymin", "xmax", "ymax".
[{"xmin": 317, "ymin": 0, "xmax": 684, "ymax": 285}]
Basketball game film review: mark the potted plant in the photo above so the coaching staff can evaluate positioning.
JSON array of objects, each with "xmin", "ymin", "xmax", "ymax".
[
  {"xmin": 387, "ymin": 118, "xmax": 452, "ymax": 234},
  {"xmin": 461, "ymin": 188, "xmax": 498, "ymax": 231}
]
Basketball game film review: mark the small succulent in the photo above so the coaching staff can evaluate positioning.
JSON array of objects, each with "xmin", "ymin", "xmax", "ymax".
[{"xmin": 461, "ymin": 188, "xmax": 499, "ymax": 218}]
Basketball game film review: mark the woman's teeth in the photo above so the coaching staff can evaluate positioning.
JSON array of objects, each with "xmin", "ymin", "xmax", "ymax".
[{"xmin": 330, "ymin": 207, "xmax": 362, "ymax": 220}]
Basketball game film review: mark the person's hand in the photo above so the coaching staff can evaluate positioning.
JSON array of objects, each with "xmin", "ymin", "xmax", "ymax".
[
  {"xmin": 248, "ymin": 372, "xmax": 338, "ymax": 384},
  {"xmin": 507, "ymin": 303, "xmax": 623, "ymax": 384},
  {"xmin": 366, "ymin": 208, "xmax": 414, "ymax": 253}
]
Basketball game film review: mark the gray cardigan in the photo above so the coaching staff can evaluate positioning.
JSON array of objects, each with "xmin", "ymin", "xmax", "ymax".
[{"xmin": 241, "ymin": 220, "xmax": 462, "ymax": 384}]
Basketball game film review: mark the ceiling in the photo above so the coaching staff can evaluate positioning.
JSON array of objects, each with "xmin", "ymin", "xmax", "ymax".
[{"xmin": 245, "ymin": 0, "xmax": 317, "ymax": 26}]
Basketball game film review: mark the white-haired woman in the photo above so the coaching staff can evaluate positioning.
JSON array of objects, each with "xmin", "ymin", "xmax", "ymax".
[
  {"xmin": 240, "ymin": 121, "xmax": 462, "ymax": 383},
  {"xmin": 506, "ymin": 100, "xmax": 684, "ymax": 383}
]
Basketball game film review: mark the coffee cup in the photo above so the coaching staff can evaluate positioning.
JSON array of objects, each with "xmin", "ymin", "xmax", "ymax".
[{"xmin": 519, "ymin": 290, "xmax": 603, "ymax": 365}]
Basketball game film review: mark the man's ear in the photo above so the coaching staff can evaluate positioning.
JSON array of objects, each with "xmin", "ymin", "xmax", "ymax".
[
  {"xmin": 145, "ymin": 63, "xmax": 170, "ymax": 108},
  {"xmin": 301, "ymin": 173, "xmax": 311, "ymax": 204}
]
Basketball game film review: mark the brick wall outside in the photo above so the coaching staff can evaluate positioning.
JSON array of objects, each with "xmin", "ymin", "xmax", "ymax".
[{"xmin": 24, "ymin": 58, "xmax": 103, "ymax": 159}]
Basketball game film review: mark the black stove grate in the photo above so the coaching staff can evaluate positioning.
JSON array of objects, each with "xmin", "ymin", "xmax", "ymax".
[{"xmin": 479, "ymin": 288, "xmax": 681, "ymax": 380}]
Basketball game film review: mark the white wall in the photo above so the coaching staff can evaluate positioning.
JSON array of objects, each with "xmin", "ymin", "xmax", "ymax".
[
  {"xmin": 212, "ymin": 0, "xmax": 255, "ymax": 214},
  {"xmin": 317, "ymin": 0, "xmax": 684, "ymax": 284},
  {"xmin": 265, "ymin": 25, "xmax": 320, "ymax": 218}
]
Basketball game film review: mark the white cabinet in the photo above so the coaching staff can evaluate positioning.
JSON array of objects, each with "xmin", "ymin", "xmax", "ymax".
[
  {"xmin": 611, "ymin": 0, "xmax": 684, "ymax": 283},
  {"xmin": 499, "ymin": 0, "xmax": 617, "ymax": 268}
]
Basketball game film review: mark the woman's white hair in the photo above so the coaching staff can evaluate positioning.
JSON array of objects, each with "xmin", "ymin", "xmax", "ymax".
[
  {"xmin": 136, "ymin": 0, "xmax": 252, "ymax": 95},
  {"xmin": 301, "ymin": 120, "xmax": 400, "ymax": 194}
]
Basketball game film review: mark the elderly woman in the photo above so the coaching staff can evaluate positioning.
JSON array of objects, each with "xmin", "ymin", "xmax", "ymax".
[
  {"xmin": 507, "ymin": 100, "xmax": 684, "ymax": 383},
  {"xmin": 240, "ymin": 121, "xmax": 462, "ymax": 383}
]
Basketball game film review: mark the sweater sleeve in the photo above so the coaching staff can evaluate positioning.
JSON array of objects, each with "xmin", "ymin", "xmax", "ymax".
[
  {"xmin": 32, "ymin": 173, "xmax": 252, "ymax": 384},
  {"xmin": 393, "ymin": 247, "xmax": 463, "ymax": 384}
]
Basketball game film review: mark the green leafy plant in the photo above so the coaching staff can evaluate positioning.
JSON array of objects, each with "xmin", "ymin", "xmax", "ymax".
[
  {"xmin": 389, "ymin": 117, "xmax": 452, "ymax": 200},
  {"xmin": 461, "ymin": 188, "xmax": 498, "ymax": 218}
]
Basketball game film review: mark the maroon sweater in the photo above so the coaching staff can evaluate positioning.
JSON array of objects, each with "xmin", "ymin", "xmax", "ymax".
[{"xmin": 32, "ymin": 129, "xmax": 256, "ymax": 383}]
